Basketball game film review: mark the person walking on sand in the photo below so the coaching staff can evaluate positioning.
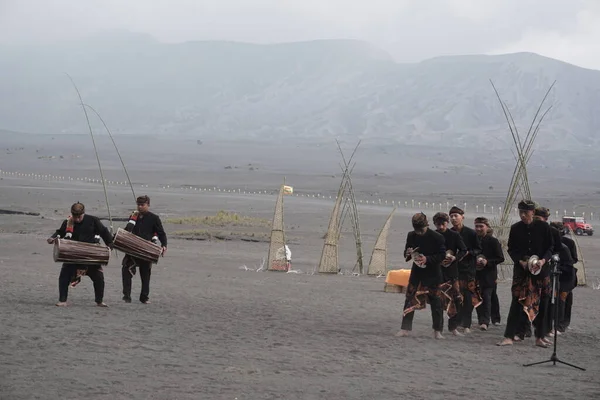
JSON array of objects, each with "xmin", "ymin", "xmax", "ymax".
[
  {"xmin": 47, "ymin": 202, "xmax": 113, "ymax": 307},
  {"xmin": 397, "ymin": 213, "xmax": 446, "ymax": 340},
  {"xmin": 497, "ymin": 200, "xmax": 554, "ymax": 348},
  {"xmin": 121, "ymin": 195, "xmax": 167, "ymax": 304}
]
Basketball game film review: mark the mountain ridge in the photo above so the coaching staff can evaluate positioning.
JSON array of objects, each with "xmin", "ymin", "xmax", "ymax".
[{"xmin": 0, "ymin": 36, "xmax": 598, "ymax": 150}]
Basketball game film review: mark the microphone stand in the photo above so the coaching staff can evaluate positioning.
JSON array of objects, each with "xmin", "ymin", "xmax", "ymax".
[{"xmin": 523, "ymin": 254, "xmax": 586, "ymax": 370}]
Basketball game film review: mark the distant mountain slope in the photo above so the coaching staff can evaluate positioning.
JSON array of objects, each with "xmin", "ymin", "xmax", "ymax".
[{"xmin": 0, "ymin": 34, "xmax": 598, "ymax": 150}]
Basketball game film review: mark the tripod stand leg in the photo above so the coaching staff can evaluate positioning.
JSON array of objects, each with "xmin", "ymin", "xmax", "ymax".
[
  {"xmin": 523, "ymin": 266, "xmax": 587, "ymax": 371},
  {"xmin": 523, "ymin": 359, "xmax": 552, "ymax": 367},
  {"xmin": 555, "ymin": 359, "xmax": 586, "ymax": 371}
]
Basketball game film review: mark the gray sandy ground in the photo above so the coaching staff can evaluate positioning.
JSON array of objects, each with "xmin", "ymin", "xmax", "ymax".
[{"xmin": 1, "ymin": 138, "xmax": 599, "ymax": 399}]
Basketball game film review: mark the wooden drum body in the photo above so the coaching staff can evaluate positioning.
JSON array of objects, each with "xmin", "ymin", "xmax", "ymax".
[
  {"xmin": 113, "ymin": 227, "xmax": 162, "ymax": 263},
  {"xmin": 53, "ymin": 238, "xmax": 111, "ymax": 265}
]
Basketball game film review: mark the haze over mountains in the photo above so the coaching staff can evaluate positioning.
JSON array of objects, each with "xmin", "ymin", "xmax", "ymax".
[{"xmin": 1, "ymin": 32, "xmax": 599, "ymax": 151}]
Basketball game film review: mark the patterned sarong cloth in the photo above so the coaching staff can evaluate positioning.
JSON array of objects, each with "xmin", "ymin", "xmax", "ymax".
[
  {"xmin": 512, "ymin": 276, "xmax": 542, "ymax": 322},
  {"xmin": 402, "ymin": 282, "xmax": 440, "ymax": 316},
  {"xmin": 439, "ymin": 280, "xmax": 463, "ymax": 318},
  {"xmin": 69, "ymin": 268, "xmax": 87, "ymax": 288},
  {"xmin": 122, "ymin": 254, "xmax": 151, "ymax": 276},
  {"xmin": 459, "ymin": 278, "xmax": 483, "ymax": 308},
  {"xmin": 540, "ymin": 275, "xmax": 552, "ymax": 296},
  {"xmin": 123, "ymin": 255, "xmax": 138, "ymax": 276}
]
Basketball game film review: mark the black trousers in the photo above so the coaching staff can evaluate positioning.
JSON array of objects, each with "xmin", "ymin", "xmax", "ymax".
[
  {"xmin": 553, "ymin": 291, "xmax": 574, "ymax": 332},
  {"xmin": 505, "ymin": 295, "xmax": 548, "ymax": 340},
  {"xmin": 516, "ymin": 313, "xmax": 532, "ymax": 339},
  {"xmin": 491, "ymin": 285, "xmax": 501, "ymax": 324},
  {"xmin": 58, "ymin": 263, "xmax": 105, "ymax": 303},
  {"xmin": 401, "ymin": 292, "xmax": 444, "ymax": 332},
  {"xmin": 122, "ymin": 256, "xmax": 152, "ymax": 302},
  {"xmin": 476, "ymin": 287, "xmax": 494, "ymax": 326},
  {"xmin": 447, "ymin": 285, "xmax": 463, "ymax": 332},
  {"xmin": 504, "ymin": 297, "xmax": 524, "ymax": 339},
  {"xmin": 535, "ymin": 294, "xmax": 550, "ymax": 339},
  {"xmin": 561, "ymin": 291, "xmax": 573, "ymax": 330},
  {"xmin": 459, "ymin": 280, "xmax": 474, "ymax": 329}
]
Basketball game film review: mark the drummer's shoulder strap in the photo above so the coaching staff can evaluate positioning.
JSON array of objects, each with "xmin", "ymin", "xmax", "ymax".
[
  {"xmin": 65, "ymin": 216, "xmax": 74, "ymax": 238},
  {"xmin": 125, "ymin": 210, "xmax": 139, "ymax": 232},
  {"xmin": 51, "ymin": 218, "xmax": 69, "ymax": 239}
]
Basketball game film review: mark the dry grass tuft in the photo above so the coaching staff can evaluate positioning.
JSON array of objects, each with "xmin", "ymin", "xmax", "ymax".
[
  {"xmin": 166, "ymin": 210, "xmax": 270, "ymax": 228},
  {"xmin": 172, "ymin": 229, "xmax": 269, "ymax": 242}
]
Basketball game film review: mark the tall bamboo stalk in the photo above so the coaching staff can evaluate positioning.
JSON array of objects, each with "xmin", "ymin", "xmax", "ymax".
[
  {"xmin": 335, "ymin": 139, "xmax": 364, "ymax": 273},
  {"xmin": 489, "ymin": 79, "xmax": 556, "ymax": 278},
  {"xmin": 83, "ymin": 104, "xmax": 137, "ymax": 203},
  {"xmin": 66, "ymin": 73, "xmax": 113, "ymax": 233}
]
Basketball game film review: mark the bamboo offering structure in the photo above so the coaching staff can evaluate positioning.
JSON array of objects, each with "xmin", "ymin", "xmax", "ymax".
[
  {"xmin": 318, "ymin": 192, "xmax": 344, "ymax": 274},
  {"xmin": 267, "ymin": 182, "xmax": 289, "ymax": 271},
  {"xmin": 367, "ymin": 207, "xmax": 396, "ymax": 276},
  {"xmin": 335, "ymin": 140, "xmax": 364, "ymax": 274},
  {"xmin": 317, "ymin": 141, "xmax": 363, "ymax": 274},
  {"xmin": 488, "ymin": 79, "xmax": 556, "ymax": 281}
]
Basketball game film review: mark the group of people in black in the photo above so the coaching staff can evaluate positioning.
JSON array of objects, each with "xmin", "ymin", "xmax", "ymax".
[
  {"xmin": 48, "ymin": 193, "xmax": 578, "ymax": 344},
  {"xmin": 398, "ymin": 200, "xmax": 578, "ymax": 347},
  {"xmin": 47, "ymin": 195, "xmax": 168, "ymax": 307}
]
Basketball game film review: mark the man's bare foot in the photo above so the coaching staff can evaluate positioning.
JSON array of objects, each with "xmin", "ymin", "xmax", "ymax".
[
  {"xmin": 141, "ymin": 300, "xmax": 151, "ymax": 304},
  {"xmin": 55, "ymin": 302, "xmax": 67, "ymax": 307},
  {"xmin": 96, "ymin": 302, "xmax": 108, "ymax": 307},
  {"xmin": 434, "ymin": 331, "xmax": 445, "ymax": 340},
  {"xmin": 451, "ymin": 329, "xmax": 464, "ymax": 337},
  {"xmin": 497, "ymin": 338, "xmax": 513, "ymax": 346},
  {"xmin": 542, "ymin": 337, "xmax": 552, "ymax": 345},
  {"xmin": 513, "ymin": 336, "xmax": 523, "ymax": 342},
  {"xmin": 463, "ymin": 328, "xmax": 472, "ymax": 334},
  {"xmin": 395, "ymin": 330, "xmax": 410, "ymax": 337},
  {"xmin": 479, "ymin": 324, "xmax": 488, "ymax": 331},
  {"xmin": 536, "ymin": 338, "xmax": 549, "ymax": 348}
]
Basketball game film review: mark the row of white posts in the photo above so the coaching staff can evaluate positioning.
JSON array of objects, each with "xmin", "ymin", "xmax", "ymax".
[{"xmin": 0, "ymin": 169, "xmax": 596, "ymax": 220}]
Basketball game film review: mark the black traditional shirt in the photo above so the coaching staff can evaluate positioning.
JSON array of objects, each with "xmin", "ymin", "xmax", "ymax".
[
  {"xmin": 475, "ymin": 234, "xmax": 504, "ymax": 288},
  {"xmin": 507, "ymin": 219, "xmax": 554, "ymax": 281},
  {"xmin": 452, "ymin": 225, "xmax": 482, "ymax": 278},
  {"xmin": 52, "ymin": 214, "xmax": 113, "ymax": 245},
  {"xmin": 437, "ymin": 228, "xmax": 467, "ymax": 281},
  {"xmin": 125, "ymin": 211, "xmax": 167, "ymax": 246},
  {"xmin": 404, "ymin": 228, "xmax": 446, "ymax": 287}
]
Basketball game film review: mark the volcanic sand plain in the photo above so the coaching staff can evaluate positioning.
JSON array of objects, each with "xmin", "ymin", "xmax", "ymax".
[{"xmin": 1, "ymin": 134, "xmax": 599, "ymax": 399}]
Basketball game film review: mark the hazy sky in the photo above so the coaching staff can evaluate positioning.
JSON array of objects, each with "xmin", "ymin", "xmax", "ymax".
[{"xmin": 1, "ymin": 0, "xmax": 599, "ymax": 69}]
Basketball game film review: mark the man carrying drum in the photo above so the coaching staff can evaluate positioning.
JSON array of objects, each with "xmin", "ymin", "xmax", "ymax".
[
  {"xmin": 121, "ymin": 195, "xmax": 167, "ymax": 304},
  {"xmin": 47, "ymin": 202, "xmax": 113, "ymax": 307}
]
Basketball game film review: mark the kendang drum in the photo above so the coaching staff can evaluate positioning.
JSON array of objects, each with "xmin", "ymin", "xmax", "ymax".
[
  {"xmin": 53, "ymin": 238, "xmax": 110, "ymax": 265},
  {"xmin": 113, "ymin": 227, "xmax": 162, "ymax": 263}
]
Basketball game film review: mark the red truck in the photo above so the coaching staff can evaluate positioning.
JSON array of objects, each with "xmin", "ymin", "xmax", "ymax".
[{"xmin": 562, "ymin": 216, "xmax": 594, "ymax": 236}]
